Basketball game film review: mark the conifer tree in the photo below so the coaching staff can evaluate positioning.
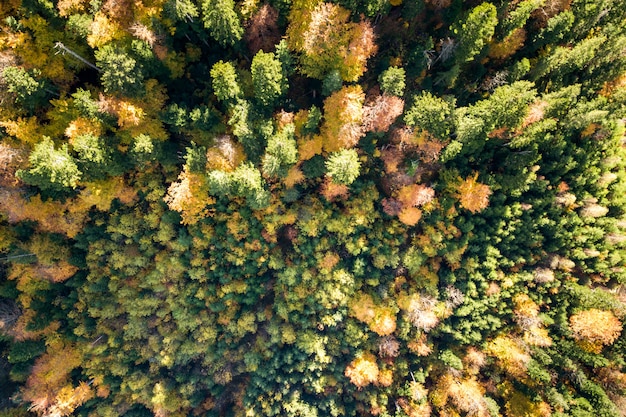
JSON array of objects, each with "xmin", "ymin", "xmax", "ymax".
[{"xmin": 17, "ymin": 137, "xmax": 81, "ymax": 192}]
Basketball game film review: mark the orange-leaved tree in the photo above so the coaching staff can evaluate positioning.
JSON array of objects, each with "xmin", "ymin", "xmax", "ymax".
[{"xmin": 454, "ymin": 172, "xmax": 492, "ymax": 213}]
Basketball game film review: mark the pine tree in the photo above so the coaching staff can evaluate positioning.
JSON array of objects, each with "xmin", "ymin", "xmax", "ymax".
[
  {"xmin": 325, "ymin": 149, "xmax": 361, "ymax": 185},
  {"xmin": 201, "ymin": 0, "xmax": 244, "ymax": 47},
  {"xmin": 17, "ymin": 137, "xmax": 82, "ymax": 192},
  {"xmin": 251, "ymin": 50, "xmax": 287, "ymax": 108}
]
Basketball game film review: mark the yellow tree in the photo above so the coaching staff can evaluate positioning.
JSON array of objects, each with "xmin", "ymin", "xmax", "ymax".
[
  {"xmin": 320, "ymin": 85, "xmax": 365, "ymax": 152},
  {"xmin": 21, "ymin": 340, "xmax": 92, "ymax": 417},
  {"xmin": 454, "ymin": 172, "xmax": 492, "ymax": 213},
  {"xmin": 570, "ymin": 309, "xmax": 623, "ymax": 353},
  {"xmin": 164, "ymin": 169, "xmax": 215, "ymax": 225},
  {"xmin": 345, "ymin": 352, "xmax": 379, "ymax": 388},
  {"xmin": 286, "ymin": 0, "xmax": 377, "ymax": 82}
]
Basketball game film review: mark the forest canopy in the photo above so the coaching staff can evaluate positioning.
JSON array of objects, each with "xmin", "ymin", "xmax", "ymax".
[{"xmin": 1, "ymin": 0, "xmax": 626, "ymax": 416}]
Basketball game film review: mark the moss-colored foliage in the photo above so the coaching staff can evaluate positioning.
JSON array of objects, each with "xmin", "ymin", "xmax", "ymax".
[{"xmin": 1, "ymin": 0, "xmax": 626, "ymax": 416}]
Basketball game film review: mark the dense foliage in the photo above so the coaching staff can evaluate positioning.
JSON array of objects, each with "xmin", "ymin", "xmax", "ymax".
[{"xmin": 1, "ymin": 0, "xmax": 626, "ymax": 416}]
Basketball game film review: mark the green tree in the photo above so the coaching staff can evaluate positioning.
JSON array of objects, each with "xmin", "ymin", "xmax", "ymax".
[
  {"xmin": 379, "ymin": 66, "xmax": 406, "ymax": 97},
  {"xmin": 325, "ymin": 149, "xmax": 360, "ymax": 185},
  {"xmin": 17, "ymin": 137, "xmax": 82, "ymax": 192},
  {"xmin": 211, "ymin": 61, "xmax": 242, "ymax": 104},
  {"xmin": 201, "ymin": 0, "xmax": 243, "ymax": 47},
  {"xmin": 251, "ymin": 50, "xmax": 287, "ymax": 108},
  {"xmin": 262, "ymin": 124, "xmax": 298, "ymax": 178},
  {"xmin": 95, "ymin": 45, "xmax": 145, "ymax": 96},
  {"xmin": 404, "ymin": 91, "xmax": 456, "ymax": 140},
  {"xmin": 1, "ymin": 67, "xmax": 48, "ymax": 113},
  {"xmin": 452, "ymin": 2, "xmax": 498, "ymax": 65}
]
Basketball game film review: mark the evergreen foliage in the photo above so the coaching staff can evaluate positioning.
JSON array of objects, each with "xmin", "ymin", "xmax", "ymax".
[{"xmin": 1, "ymin": 0, "xmax": 626, "ymax": 416}]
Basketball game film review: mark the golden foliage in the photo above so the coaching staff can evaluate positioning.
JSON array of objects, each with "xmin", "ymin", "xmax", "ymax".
[
  {"xmin": 116, "ymin": 101, "xmax": 145, "ymax": 127},
  {"xmin": 432, "ymin": 373, "xmax": 490, "ymax": 417},
  {"xmin": 369, "ymin": 307, "xmax": 397, "ymax": 336},
  {"xmin": 513, "ymin": 294, "xmax": 553, "ymax": 347},
  {"xmin": 206, "ymin": 135, "xmax": 246, "ymax": 172},
  {"xmin": 97, "ymin": 82, "xmax": 169, "ymax": 141},
  {"xmin": 57, "ymin": 0, "xmax": 89, "ymax": 16},
  {"xmin": 570, "ymin": 309, "xmax": 622, "ymax": 350},
  {"xmin": 350, "ymin": 293, "xmax": 376, "ymax": 324},
  {"xmin": 35, "ymin": 262, "xmax": 79, "ymax": 283},
  {"xmin": 0, "ymin": 116, "xmax": 45, "ymax": 146},
  {"xmin": 464, "ymin": 347, "xmax": 486, "ymax": 374},
  {"xmin": 416, "ymin": 136, "xmax": 446, "ymax": 163},
  {"xmin": 454, "ymin": 172, "xmax": 492, "ymax": 213},
  {"xmin": 283, "ymin": 166, "xmax": 305, "ymax": 188},
  {"xmin": 408, "ymin": 333, "xmax": 433, "ymax": 356},
  {"xmin": 0, "ymin": 0, "xmax": 20, "ymax": 20},
  {"xmin": 288, "ymin": 1, "xmax": 377, "ymax": 82},
  {"xmin": 523, "ymin": 326, "xmax": 553, "ymax": 348},
  {"xmin": 9, "ymin": 308, "xmax": 60, "ymax": 341},
  {"xmin": 376, "ymin": 369, "xmax": 394, "ymax": 387},
  {"xmin": 88, "ymin": 12, "xmax": 124, "ymax": 48},
  {"xmin": 76, "ymin": 177, "xmax": 138, "ymax": 211},
  {"xmin": 398, "ymin": 207, "xmax": 422, "ymax": 226},
  {"xmin": 488, "ymin": 29, "xmax": 526, "ymax": 60},
  {"xmin": 22, "ymin": 341, "xmax": 91, "ymax": 417},
  {"xmin": 0, "ymin": 190, "xmax": 86, "ymax": 238},
  {"xmin": 485, "ymin": 336, "xmax": 530, "ymax": 379},
  {"xmin": 165, "ymin": 170, "xmax": 215, "ymax": 225},
  {"xmin": 15, "ymin": 16, "xmax": 72, "ymax": 84},
  {"xmin": 345, "ymin": 352, "xmax": 379, "ymax": 388},
  {"xmin": 397, "ymin": 184, "xmax": 436, "ymax": 208},
  {"xmin": 65, "ymin": 117, "xmax": 103, "ymax": 140},
  {"xmin": 502, "ymin": 385, "xmax": 552, "ymax": 417},
  {"xmin": 318, "ymin": 251, "xmax": 340, "ymax": 272},
  {"xmin": 298, "ymin": 135, "xmax": 324, "ymax": 161},
  {"xmin": 513, "ymin": 293, "xmax": 539, "ymax": 322},
  {"xmin": 320, "ymin": 85, "xmax": 365, "ymax": 152},
  {"xmin": 343, "ymin": 20, "xmax": 378, "ymax": 81}
]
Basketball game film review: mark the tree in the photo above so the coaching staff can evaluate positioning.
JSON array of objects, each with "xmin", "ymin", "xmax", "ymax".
[
  {"xmin": 570, "ymin": 309, "xmax": 623, "ymax": 352},
  {"xmin": 251, "ymin": 50, "xmax": 287, "ymax": 108},
  {"xmin": 262, "ymin": 124, "xmax": 298, "ymax": 178},
  {"xmin": 325, "ymin": 149, "xmax": 360, "ymax": 185},
  {"xmin": 451, "ymin": 2, "xmax": 498, "ymax": 65},
  {"xmin": 404, "ymin": 91, "xmax": 456, "ymax": 140},
  {"xmin": 1, "ymin": 67, "xmax": 47, "ymax": 113},
  {"xmin": 17, "ymin": 137, "xmax": 81, "ymax": 192},
  {"xmin": 363, "ymin": 94, "xmax": 404, "ymax": 133},
  {"xmin": 211, "ymin": 61, "xmax": 242, "ymax": 104},
  {"xmin": 164, "ymin": 169, "xmax": 214, "ymax": 225},
  {"xmin": 345, "ymin": 352, "xmax": 379, "ymax": 388},
  {"xmin": 244, "ymin": 4, "xmax": 280, "ymax": 55},
  {"xmin": 95, "ymin": 45, "xmax": 144, "ymax": 96},
  {"xmin": 379, "ymin": 66, "xmax": 406, "ymax": 97},
  {"xmin": 286, "ymin": 0, "xmax": 377, "ymax": 81},
  {"xmin": 454, "ymin": 172, "xmax": 492, "ymax": 213},
  {"xmin": 320, "ymin": 85, "xmax": 365, "ymax": 152},
  {"xmin": 201, "ymin": 0, "xmax": 244, "ymax": 47}
]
